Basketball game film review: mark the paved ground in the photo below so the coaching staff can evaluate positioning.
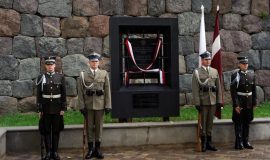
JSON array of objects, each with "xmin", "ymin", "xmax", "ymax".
[{"xmin": 5, "ymin": 141, "xmax": 270, "ymax": 160}]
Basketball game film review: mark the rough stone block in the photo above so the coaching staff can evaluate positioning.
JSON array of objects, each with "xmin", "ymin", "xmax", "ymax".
[
  {"xmin": 223, "ymin": 13, "xmax": 242, "ymax": 30},
  {"xmin": 88, "ymin": 15, "xmax": 109, "ymax": 38},
  {"xmin": 262, "ymin": 16, "xmax": 270, "ymax": 31},
  {"xmin": 100, "ymin": 0, "xmax": 124, "ymax": 15},
  {"xmin": 179, "ymin": 55, "xmax": 186, "ymax": 74},
  {"xmin": 256, "ymin": 86, "xmax": 264, "ymax": 104},
  {"xmin": 179, "ymin": 74, "xmax": 192, "ymax": 93},
  {"xmin": 255, "ymin": 70, "xmax": 270, "ymax": 87},
  {"xmin": 0, "ymin": 80, "xmax": 12, "ymax": 96},
  {"xmin": 232, "ymin": 0, "xmax": 250, "ymax": 15},
  {"xmin": 179, "ymin": 36, "xmax": 194, "ymax": 56},
  {"xmin": 67, "ymin": 38, "xmax": 84, "ymax": 55},
  {"xmin": 36, "ymin": 37, "xmax": 67, "ymax": 57},
  {"xmin": 102, "ymin": 35, "xmax": 110, "ymax": 57},
  {"xmin": 0, "ymin": 96, "xmax": 17, "ymax": 115},
  {"xmin": 62, "ymin": 54, "xmax": 89, "ymax": 77},
  {"xmin": 166, "ymin": 0, "xmax": 191, "ymax": 13},
  {"xmin": 73, "ymin": 0, "xmax": 99, "ymax": 16},
  {"xmin": 13, "ymin": 0, "xmax": 38, "ymax": 14},
  {"xmin": 0, "ymin": 9, "xmax": 20, "ymax": 36},
  {"xmin": 0, "ymin": 55, "xmax": 19, "ymax": 80},
  {"xmin": 148, "ymin": 0, "xmax": 165, "ymax": 16},
  {"xmin": 12, "ymin": 80, "xmax": 33, "ymax": 98},
  {"xmin": 239, "ymin": 50, "xmax": 260, "ymax": 70},
  {"xmin": 242, "ymin": 15, "xmax": 262, "ymax": 34},
  {"xmin": 192, "ymin": 0, "xmax": 212, "ymax": 13},
  {"xmin": 21, "ymin": 14, "xmax": 43, "ymax": 37},
  {"xmin": 0, "ymin": 37, "xmax": 12, "ymax": 55},
  {"xmin": 18, "ymin": 96, "xmax": 36, "ymax": 113},
  {"xmin": 252, "ymin": 32, "xmax": 270, "ymax": 50},
  {"xmin": 84, "ymin": 37, "xmax": 102, "ymax": 55},
  {"xmin": 61, "ymin": 16, "xmax": 89, "ymax": 38},
  {"xmin": 212, "ymin": 0, "xmax": 231, "ymax": 14},
  {"xmin": 124, "ymin": 0, "xmax": 147, "ymax": 16},
  {"xmin": 220, "ymin": 30, "xmax": 251, "ymax": 52},
  {"xmin": 38, "ymin": 0, "xmax": 72, "ymax": 17},
  {"xmin": 186, "ymin": 92, "xmax": 193, "ymax": 105},
  {"xmin": 185, "ymin": 53, "xmax": 198, "ymax": 74},
  {"xmin": 19, "ymin": 58, "xmax": 40, "ymax": 80},
  {"xmin": 13, "ymin": 35, "xmax": 36, "ymax": 59},
  {"xmin": 221, "ymin": 52, "xmax": 238, "ymax": 72},
  {"xmin": 251, "ymin": 0, "xmax": 269, "ymax": 16},
  {"xmin": 65, "ymin": 77, "xmax": 77, "ymax": 96},
  {"xmin": 261, "ymin": 50, "xmax": 270, "ymax": 69},
  {"xmin": 178, "ymin": 12, "xmax": 200, "ymax": 35},
  {"xmin": 223, "ymin": 70, "xmax": 236, "ymax": 91},
  {"xmin": 43, "ymin": 17, "xmax": 61, "ymax": 37},
  {"xmin": 179, "ymin": 93, "xmax": 186, "ymax": 106},
  {"xmin": 0, "ymin": 0, "xmax": 13, "ymax": 8}
]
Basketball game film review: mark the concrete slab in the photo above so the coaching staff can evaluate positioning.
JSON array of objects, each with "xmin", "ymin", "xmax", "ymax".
[
  {"xmin": 3, "ymin": 118, "xmax": 270, "ymax": 154},
  {"xmin": 0, "ymin": 128, "xmax": 6, "ymax": 159}
]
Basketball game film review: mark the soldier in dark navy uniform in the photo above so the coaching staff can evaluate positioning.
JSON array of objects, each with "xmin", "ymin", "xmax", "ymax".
[
  {"xmin": 230, "ymin": 56, "xmax": 256, "ymax": 150},
  {"xmin": 36, "ymin": 56, "xmax": 67, "ymax": 160}
]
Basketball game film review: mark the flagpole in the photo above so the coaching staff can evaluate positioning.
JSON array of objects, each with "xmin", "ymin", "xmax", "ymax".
[{"xmin": 199, "ymin": 5, "xmax": 206, "ymax": 67}]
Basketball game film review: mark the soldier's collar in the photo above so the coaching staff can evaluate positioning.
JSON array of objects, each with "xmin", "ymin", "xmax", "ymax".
[
  {"xmin": 90, "ymin": 68, "xmax": 99, "ymax": 73},
  {"xmin": 240, "ymin": 70, "xmax": 248, "ymax": 74},
  {"xmin": 201, "ymin": 65, "xmax": 209, "ymax": 71},
  {"xmin": 46, "ymin": 72, "xmax": 55, "ymax": 76}
]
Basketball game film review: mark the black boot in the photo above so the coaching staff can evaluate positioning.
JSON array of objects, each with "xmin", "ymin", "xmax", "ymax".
[
  {"xmin": 95, "ymin": 141, "xmax": 104, "ymax": 159},
  {"xmin": 234, "ymin": 124, "xmax": 243, "ymax": 150},
  {"xmin": 243, "ymin": 124, "xmax": 253, "ymax": 149},
  {"xmin": 201, "ymin": 136, "xmax": 206, "ymax": 152},
  {"xmin": 44, "ymin": 134, "xmax": 51, "ymax": 160},
  {"xmin": 52, "ymin": 133, "xmax": 60, "ymax": 160},
  {"xmin": 206, "ymin": 136, "xmax": 217, "ymax": 151},
  {"xmin": 85, "ymin": 142, "xmax": 95, "ymax": 159}
]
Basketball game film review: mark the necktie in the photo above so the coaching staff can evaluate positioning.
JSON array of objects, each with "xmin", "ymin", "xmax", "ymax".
[
  {"xmin": 93, "ymin": 70, "xmax": 96, "ymax": 77},
  {"xmin": 206, "ymin": 67, "xmax": 209, "ymax": 75}
]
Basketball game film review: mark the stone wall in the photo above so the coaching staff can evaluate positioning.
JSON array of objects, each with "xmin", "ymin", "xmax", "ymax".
[{"xmin": 0, "ymin": 0, "xmax": 270, "ymax": 115}]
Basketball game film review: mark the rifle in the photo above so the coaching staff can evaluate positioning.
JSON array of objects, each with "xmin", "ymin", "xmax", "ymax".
[
  {"xmin": 196, "ymin": 111, "xmax": 202, "ymax": 152},
  {"xmin": 39, "ymin": 116, "xmax": 45, "ymax": 160},
  {"xmin": 83, "ymin": 117, "xmax": 87, "ymax": 160},
  {"xmin": 40, "ymin": 134, "xmax": 45, "ymax": 160}
]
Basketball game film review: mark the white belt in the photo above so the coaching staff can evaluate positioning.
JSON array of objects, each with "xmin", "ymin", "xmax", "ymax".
[
  {"xmin": 42, "ymin": 94, "xmax": 61, "ymax": 98},
  {"xmin": 237, "ymin": 92, "xmax": 252, "ymax": 96}
]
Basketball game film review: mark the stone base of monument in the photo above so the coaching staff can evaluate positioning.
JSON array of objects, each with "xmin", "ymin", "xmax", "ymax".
[{"xmin": 1, "ymin": 118, "xmax": 270, "ymax": 155}]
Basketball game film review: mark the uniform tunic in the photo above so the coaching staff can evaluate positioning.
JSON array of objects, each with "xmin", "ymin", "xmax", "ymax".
[
  {"xmin": 36, "ymin": 72, "xmax": 67, "ymax": 133},
  {"xmin": 192, "ymin": 66, "xmax": 222, "ymax": 136},
  {"xmin": 230, "ymin": 70, "xmax": 256, "ymax": 123},
  {"xmin": 78, "ymin": 68, "xmax": 111, "ymax": 142}
]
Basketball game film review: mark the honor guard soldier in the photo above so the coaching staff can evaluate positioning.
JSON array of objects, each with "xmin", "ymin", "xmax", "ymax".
[
  {"xmin": 230, "ymin": 56, "xmax": 256, "ymax": 150},
  {"xmin": 192, "ymin": 51, "xmax": 222, "ymax": 152},
  {"xmin": 36, "ymin": 56, "xmax": 67, "ymax": 160},
  {"xmin": 78, "ymin": 53, "xmax": 111, "ymax": 159}
]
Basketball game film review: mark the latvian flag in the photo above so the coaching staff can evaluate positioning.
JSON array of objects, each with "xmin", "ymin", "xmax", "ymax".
[{"xmin": 211, "ymin": 5, "xmax": 224, "ymax": 119}]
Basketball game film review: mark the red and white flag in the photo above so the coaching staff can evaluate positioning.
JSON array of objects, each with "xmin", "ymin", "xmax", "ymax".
[{"xmin": 211, "ymin": 5, "xmax": 224, "ymax": 119}]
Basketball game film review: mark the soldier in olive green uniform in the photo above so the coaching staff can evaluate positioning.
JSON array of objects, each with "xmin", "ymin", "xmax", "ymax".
[
  {"xmin": 36, "ymin": 56, "xmax": 67, "ymax": 160},
  {"xmin": 78, "ymin": 53, "xmax": 111, "ymax": 159},
  {"xmin": 192, "ymin": 51, "xmax": 222, "ymax": 152}
]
